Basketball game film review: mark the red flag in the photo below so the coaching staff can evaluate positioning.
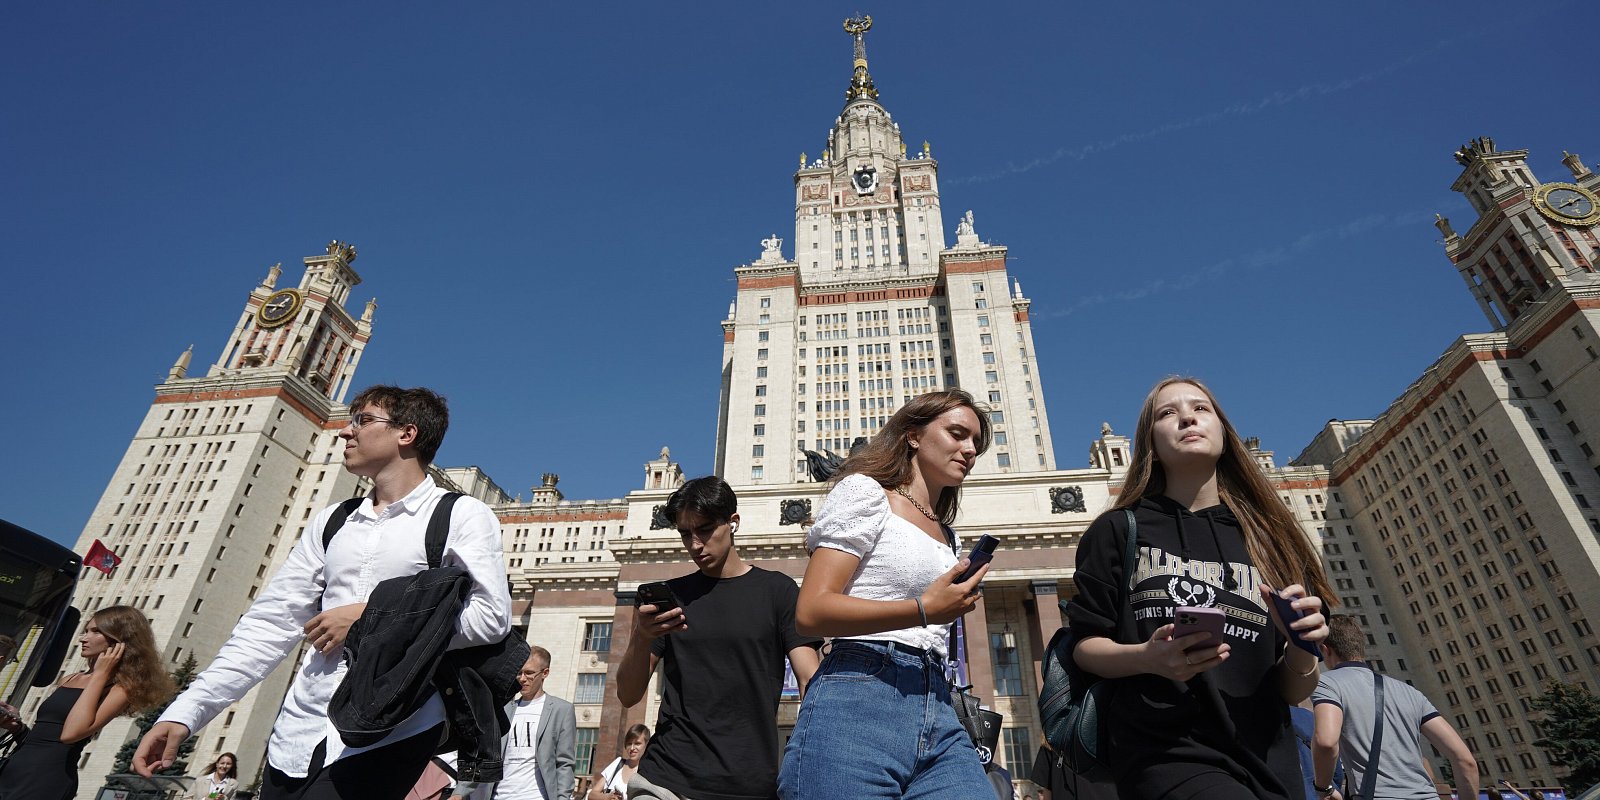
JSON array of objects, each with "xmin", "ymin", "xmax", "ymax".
[{"xmin": 85, "ymin": 539, "xmax": 122, "ymax": 575}]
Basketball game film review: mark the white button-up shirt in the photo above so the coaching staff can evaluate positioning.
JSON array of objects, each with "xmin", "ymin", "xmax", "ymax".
[{"xmin": 160, "ymin": 477, "xmax": 512, "ymax": 777}]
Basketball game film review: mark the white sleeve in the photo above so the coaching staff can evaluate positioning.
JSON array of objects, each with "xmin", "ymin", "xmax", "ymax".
[
  {"xmin": 440, "ymin": 497, "xmax": 513, "ymax": 650},
  {"xmin": 158, "ymin": 507, "xmax": 332, "ymax": 733},
  {"xmin": 806, "ymin": 473, "xmax": 890, "ymax": 559}
]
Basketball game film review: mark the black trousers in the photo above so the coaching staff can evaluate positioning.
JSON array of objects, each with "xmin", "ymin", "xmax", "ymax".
[{"xmin": 262, "ymin": 723, "xmax": 444, "ymax": 800}]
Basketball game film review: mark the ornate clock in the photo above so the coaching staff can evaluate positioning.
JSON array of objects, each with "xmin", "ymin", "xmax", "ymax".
[
  {"xmin": 852, "ymin": 166, "xmax": 879, "ymax": 196},
  {"xmin": 1532, "ymin": 182, "xmax": 1600, "ymax": 226},
  {"xmin": 256, "ymin": 288, "xmax": 303, "ymax": 329}
]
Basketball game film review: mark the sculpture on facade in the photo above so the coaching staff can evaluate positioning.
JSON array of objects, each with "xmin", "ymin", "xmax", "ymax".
[
  {"xmin": 802, "ymin": 437, "xmax": 869, "ymax": 482},
  {"xmin": 761, "ymin": 235, "xmax": 783, "ymax": 258},
  {"xmin": 955, "ymin": 210, "xmax": 975, "ymax": 238}
]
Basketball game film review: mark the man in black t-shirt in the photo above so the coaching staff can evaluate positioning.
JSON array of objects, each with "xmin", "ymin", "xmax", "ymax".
[{"xmin": 617, "ymin": 477, "xmax": 820, "ymax": 800}]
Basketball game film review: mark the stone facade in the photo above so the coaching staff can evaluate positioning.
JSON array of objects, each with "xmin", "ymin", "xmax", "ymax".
[
  {"xmin": 1293, "ymin": 140, "xmax": 1600, "ymax": 787},
  {"xmin": 52, "ymin": 243, "xmax": 375, "ymax": 794}
]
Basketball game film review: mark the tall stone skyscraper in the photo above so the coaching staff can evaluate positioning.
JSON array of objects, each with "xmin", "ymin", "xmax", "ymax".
[
  {"xmin": 714, "ymin": 15, "xmax": 1056, "ymax": 484},
  {"xmin": 55, "ymin": 241, "xmax": 374, "ymax": 792},
  {"xmin": 1299, "ymin": 140, "xmax": 1600, "ymax": 788}
]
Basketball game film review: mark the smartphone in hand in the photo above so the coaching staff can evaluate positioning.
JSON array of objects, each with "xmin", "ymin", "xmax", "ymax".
[
  {"xmin": 956, "ymin": 535, "xmax": 1000, "ymax": 583},
  {"xmin": 1173, "ymin": 607, "xmax": 1226, "ymax": 652},
  {"xmin": 1266, "ymin": 588, "xmax": 1322, "ymax": 660},
  {"xmin": 635, "ymin": 581, "xmax": 680, "ymax": 614}
]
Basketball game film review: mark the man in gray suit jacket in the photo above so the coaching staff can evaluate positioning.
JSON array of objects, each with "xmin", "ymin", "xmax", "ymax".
[{"xmin": 458, "ymin": 646, "xmax": 577, "ymax": 800}]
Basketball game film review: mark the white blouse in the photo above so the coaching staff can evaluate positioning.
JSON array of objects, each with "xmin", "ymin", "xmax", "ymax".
[{"xmin": 806, "ymin": 473, "xmax": 963, "ymax": 658}]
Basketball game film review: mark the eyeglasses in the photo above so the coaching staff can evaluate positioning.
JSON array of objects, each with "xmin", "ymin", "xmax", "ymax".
[{"xmin": 347, "ymin": 412, "xmax": 395, "ymax": 431}]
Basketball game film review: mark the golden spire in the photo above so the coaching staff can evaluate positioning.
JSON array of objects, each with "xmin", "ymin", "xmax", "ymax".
[{"xmin": 843, "ymin": 15, "xmax": 879, "ymax": 102}]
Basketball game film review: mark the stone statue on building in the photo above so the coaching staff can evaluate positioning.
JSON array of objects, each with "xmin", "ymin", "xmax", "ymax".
[
  {"xmin": 761, "ymin": 234, "xmax": 783, "ymax": 260},
  {"xmin": 956, "ymin": 210, "xmax": 975, "ymax": 238}
]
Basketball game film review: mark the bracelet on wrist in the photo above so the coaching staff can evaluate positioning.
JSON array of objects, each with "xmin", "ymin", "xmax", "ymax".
[
  {"xmin": 1314, "ymin": 782, "xmax": 1336, "ymax": 796},
  {"xmin": 915, "ymin": 597, "xmax": 929, "ymax": 628}
]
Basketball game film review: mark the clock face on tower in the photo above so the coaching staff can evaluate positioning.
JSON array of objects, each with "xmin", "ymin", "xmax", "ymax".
[
  {"xmin": 852, "ymin": 166, "xmax": 878, "ymax": 195},
  {"xmin": 1533, "ymin": 182, "xmax": 1600, "ymax": 226},
  {"xmin": 256, "ymin": 288, "xmax": 303, "ymax": 329}
]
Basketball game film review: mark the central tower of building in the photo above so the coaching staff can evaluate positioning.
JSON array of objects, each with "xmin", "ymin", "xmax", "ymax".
[{"xmin": 715, "ymin": 16, "xmax": 1057, "ymax": 484}]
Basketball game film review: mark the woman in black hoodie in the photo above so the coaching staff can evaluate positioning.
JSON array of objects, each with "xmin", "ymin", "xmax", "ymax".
[{"xmin": 1068, "ymin": 377, "xmax": 1336, "ymax": 800}]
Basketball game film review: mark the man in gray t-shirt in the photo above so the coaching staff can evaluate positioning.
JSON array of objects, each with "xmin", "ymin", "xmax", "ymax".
[{"xmin": 1309, "ymin": 617, "xmax": 1477, "ymax": 800}]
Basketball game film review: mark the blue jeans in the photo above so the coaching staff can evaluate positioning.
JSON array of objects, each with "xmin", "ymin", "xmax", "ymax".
[{"xmin": 779, "ymin": 640, "xmax": 991, "ymax": 799}]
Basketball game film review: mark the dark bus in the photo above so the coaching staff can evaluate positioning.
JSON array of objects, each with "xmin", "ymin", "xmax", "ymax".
[{"xmin": 1, "ymin": 519, "xmax": 83, "ymax": 719}]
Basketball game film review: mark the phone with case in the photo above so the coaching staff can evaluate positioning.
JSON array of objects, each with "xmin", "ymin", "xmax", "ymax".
[
  {"xmin": 1173, "ymin": 606, "xmax": 1226, "ymax": 652},
  {"xmin": 635, "ymin": 581, "xmax": 680, "ymax": 613},
  {"xmin": 1266, "ymin": 588, "xmax": 1322, "ymax": 660},
  {"xmin": 956, "ymin": 534, "xmax": 1000, "ymax": 583}
]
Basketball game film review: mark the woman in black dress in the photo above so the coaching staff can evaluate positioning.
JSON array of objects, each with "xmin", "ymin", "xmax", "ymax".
[{"xmin": 0, "ymin": 605, "xmax": 173, "ymax": 800}]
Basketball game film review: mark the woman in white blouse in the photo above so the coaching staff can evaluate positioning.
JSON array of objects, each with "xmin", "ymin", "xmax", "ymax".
[
  {"xmin": 587, "ymin": 724, "xmax": 649, "ymax": 799},
  {"xmin": 191, "ymin": 752, "xmax": 238, "ymax": 800},
  {"xmin": 779, "ymin": 389, "xmax": 994, "ymax": 799}
]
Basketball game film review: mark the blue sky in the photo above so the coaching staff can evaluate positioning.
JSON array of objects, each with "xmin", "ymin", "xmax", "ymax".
[{"xmin": 5, "ymin": 2, "xmax": 1597, "ymax": 547}]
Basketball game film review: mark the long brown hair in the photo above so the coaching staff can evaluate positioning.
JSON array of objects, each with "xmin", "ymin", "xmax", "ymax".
[
  {"xmin": 92, "ymin": 606, "xmax": 175, "ymax": 713},
  {"xmin": 204, "ymin": 752, "xmax": 240, "ymax": 780},
  {"xmin": 1113, "ymin": 377, "xmax": 1337, "ymax": 605},
  {"xmin": 834, "ymin": 389, "xmax": 992, "ymax": 525}
]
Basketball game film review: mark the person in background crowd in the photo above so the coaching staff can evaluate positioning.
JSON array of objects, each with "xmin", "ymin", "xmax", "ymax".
[
  {"xmin": 0, "ymin": 606, "xmax": 174, "ymax": 800},
  {"xmin": 1311, "ymin": 615, "xmax": 1478, "ymax": 800},
  {"xmin": 587, "ymin": 724, "xmax": 650, "ymax": 800},
  {"xmin": 1290, "ymin": 704, "xmax": 1341, "ymax": 800},
  {"xmin": 191, "ymin": 752, "xmax": 240, "ymax": 800},
  {"xmin": 454, "ymin": 646, "xmax": 576, "ymax": 800},
  {"xmin": 1070, "ymin": 377, "xmax": 1334, "ymax": 800},
  {"xmin": 780, "ymin": 389, "xmax": 995, "ymax": 799}
]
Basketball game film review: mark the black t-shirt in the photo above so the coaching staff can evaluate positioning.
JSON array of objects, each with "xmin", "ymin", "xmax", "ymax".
[
  {"xmin": 638, "ymin": 566, "xmax": 818, "ymax": 800},
  {"xmin": 1067, "ymin": 496, "xmax": 1302, "ymax": 800}
]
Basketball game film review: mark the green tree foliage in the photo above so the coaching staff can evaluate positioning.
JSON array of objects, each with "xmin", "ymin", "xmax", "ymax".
[
  {"xmin": 111, "ymin": 654, "xmax": 200, "ymax": 778},
  {"xmin": 1529, "ymin": 680, "xmax": 1600, "ymax": 791}
]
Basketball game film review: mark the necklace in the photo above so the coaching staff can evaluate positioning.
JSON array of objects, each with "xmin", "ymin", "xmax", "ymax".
[{"xmin": 894, "ymin": 486, "xmax": 939, "ymax": 522}]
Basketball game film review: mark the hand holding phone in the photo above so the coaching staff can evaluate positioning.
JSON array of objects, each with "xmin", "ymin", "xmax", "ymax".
[
  {"xmin": 1172, "ymin": 606, "xmax": 1226, "ymax": 652},
  {"xmin": 956, "ymin": 535, "xmax": 1000, "ymax": 583},
  {"xmin": 635, "ymin": 581, "xmax": 680, "ymax": 613},
  {"xmin": 1265, "ymin": 587, "xmax": 1322, "ymax": 661}
]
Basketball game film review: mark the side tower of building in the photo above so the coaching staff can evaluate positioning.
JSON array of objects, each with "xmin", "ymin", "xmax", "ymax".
[
  {"xmin": 715, "ymin": 15, "xmax": 1056, "ymax": 485},
  {"xmin": 1303, "ymin": 142, "xmax": 1600, "ymax": 788},
  {"xmin": 59, "ymin": 241, "xmax": 375, "ymax": 792}
]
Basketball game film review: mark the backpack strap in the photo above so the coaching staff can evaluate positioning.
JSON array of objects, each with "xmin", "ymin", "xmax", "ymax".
[
  {"xmin": 321, "ymin": 498, "xmax": 365, "ymax": 551},
  {"xmin": 1119, "ymin": 509, "xmax": 1139, "ymax": 641},
  {"xmin": 426, "ymin": 493, "xmax": 464, "ymax": 569}
]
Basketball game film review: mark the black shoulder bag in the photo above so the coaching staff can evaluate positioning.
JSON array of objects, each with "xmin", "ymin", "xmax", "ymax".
[{"xmin": 943, "ymin": 525, "xmax": 1006, "ymax": 764}]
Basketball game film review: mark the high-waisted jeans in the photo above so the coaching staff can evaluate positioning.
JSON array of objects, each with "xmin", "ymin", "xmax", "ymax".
[{"xmin": 778, "ymin": 640, "xmax": 991, "ymax": 799}]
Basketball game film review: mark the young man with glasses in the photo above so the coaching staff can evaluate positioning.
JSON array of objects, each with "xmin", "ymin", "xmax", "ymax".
[
  {"xmin": 617, "ymin": 476, "xmax": 820, "ymax": 800},
  {"xmin": 454, "ymin": 645, "xmax": 577, "ymax": 800},
  {"xmin": 134, "ymin": 385, "xmax": 512, "ymax": 800}
]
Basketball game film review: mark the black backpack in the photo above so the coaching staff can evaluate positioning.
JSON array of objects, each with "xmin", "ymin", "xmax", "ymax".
[{"xmin": 1037, "ymin": 508, "xmax": 1138, "ymax": 772}]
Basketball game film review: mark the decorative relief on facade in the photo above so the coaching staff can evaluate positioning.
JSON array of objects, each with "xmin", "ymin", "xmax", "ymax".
[
  {"xmin": 650, "ymin": 505, "xmax": 673, "ymax": 530},
  {"xmin": 779, "ymin": 498, "xmax": 812, "ymax": 526},
  {"xmin": 1049, "ymin": 486, "xmax": 1086, "ymax": 514}
]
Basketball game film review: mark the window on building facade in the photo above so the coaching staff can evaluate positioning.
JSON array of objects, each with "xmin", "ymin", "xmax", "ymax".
[
  {"xmin": 575, "ymin": 728, "xmax": 599, "ymax": 776},
  {"xmin": 752, "ymin": 466, "xmax": 764, "ymax": 480},
  {"xmin": 582, "ymin": 622, "xmax": 612, "ymax": 652},
  {"xmin": 752, "ymin": 445, "xmax": 764, "ymax": 457},
  {"xmin": 575, "ymin": 673, "xmax": 606, "ymax": 704}
]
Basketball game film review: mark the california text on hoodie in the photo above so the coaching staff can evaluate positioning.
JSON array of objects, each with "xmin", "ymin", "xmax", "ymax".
[{"xmin": 1068, "ymin": 495, "xmax": 1300, "ymax": 800}]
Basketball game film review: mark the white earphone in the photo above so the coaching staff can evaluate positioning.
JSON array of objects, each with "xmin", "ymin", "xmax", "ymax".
[{"xmin": 729, "ymin": 522, "xmax": 739, "ymax": 533}]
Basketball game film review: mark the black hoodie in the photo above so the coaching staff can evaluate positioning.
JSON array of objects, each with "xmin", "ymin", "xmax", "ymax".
[{"xmin": 1068, "ymin": 495, "xmax": 1300, "ymax": 800}]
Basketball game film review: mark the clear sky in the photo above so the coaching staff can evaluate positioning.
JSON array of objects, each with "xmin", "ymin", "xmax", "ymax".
[{"xmin": 5, "ymin": 2, "xmax": 1598, "ymax": 547}]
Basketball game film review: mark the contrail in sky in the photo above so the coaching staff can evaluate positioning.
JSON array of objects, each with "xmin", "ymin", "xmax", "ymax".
[
  {"xmin": 1043, "ymin": 209, "xmax": 1445, "ymax": 318},
  {"xmin": 948, "ymin": 30, "xmax": 1485, "ymax": 187}
]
